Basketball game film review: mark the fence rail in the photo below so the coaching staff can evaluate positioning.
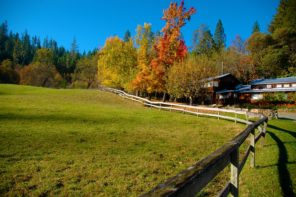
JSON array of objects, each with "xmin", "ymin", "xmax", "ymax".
[{"xmin": 101, "ymin": 87, "xmax": 268, "ymax": 197}]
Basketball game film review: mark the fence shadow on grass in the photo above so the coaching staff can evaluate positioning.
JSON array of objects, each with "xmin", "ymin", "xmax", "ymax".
[
  {"xmin": 267, "ymin": 131, "xmax": 294, "ymax": 197},
  {"xmin": 268, "ymin": 124, "xmax": 296, "ymax": 139}
]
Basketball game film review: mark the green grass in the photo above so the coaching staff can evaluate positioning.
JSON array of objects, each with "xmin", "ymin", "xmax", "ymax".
[
  {"xmin": 0, "ymin": 84, "xmax": 244, "ymax": 196},
  {"xmin": 240, "ymin": 118, "xmax": 296, "ymax": 196},
  {"xmin": 1, "ymin": 84, "xmax": 295, "ymax": 196}
]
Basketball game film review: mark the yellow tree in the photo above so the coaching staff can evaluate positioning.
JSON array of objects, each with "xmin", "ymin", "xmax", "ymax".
[
  {"xmin": 132, "ymin": 23, "xmax": 155, "ymax": 94},
  {"xmin": 97, "ymin": 36, "xmax": 137, "ymax": 90}
]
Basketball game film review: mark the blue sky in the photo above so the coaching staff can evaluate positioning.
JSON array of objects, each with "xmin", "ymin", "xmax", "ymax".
[{"xmin": 0, "ymin": 0, "xmax": 279, "ymax": 52}]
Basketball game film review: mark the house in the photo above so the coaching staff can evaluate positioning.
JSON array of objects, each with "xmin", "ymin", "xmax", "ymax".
[
  {"xmin": 202, "ymin": 73, "xmax": 240, "ymax": 104},
  {"xmin": 216, "ymin": 76, "xmax": 296, "ymax": 104}
]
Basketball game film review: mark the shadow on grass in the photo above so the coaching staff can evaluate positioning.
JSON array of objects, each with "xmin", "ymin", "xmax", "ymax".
[
  {"xmin": 267, "ymin": 131, "xmax": 294, "ymax": 197},
  {"xmin": 0, "ymin": 112, "xmax": 120, "ymax": 125},
  {"xmin": 268, "ymin": 124, "xmax": 296, "ymax": 139}
]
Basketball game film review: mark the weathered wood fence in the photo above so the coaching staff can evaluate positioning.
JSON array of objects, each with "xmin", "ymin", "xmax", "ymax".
[{"xmin": 101, "ymin": 87, "xmax": 268, "ymax": 197}]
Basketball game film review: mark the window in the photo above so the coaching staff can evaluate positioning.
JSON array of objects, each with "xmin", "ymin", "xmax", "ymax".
[
  {"xmin": 205, "ymin": 82, "xmax": 212, "ymax": 87},
  {"xmin": 213, "ymin": 81, "xmax": 219, "ymax": 87},
  {"xmin": 266, "ymin": 84, "xmax": 272, "ymax": 88},
  {"xmin": 276, "ymin": 84, "xmax": 282, "ymax": 88}
]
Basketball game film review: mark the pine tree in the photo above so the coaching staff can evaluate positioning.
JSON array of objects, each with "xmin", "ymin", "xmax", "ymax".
[
  {"xmin": 252, "ymin": 21, "xmax": 260, "ymax": 33},
  {"xmin": 123, "ymin": 30, "xmax": 131, "ymax": 42},
  {"xmin": 214, "ymin": 19, "xmax": 226, "ymax": 51},
  {"xmin": 269, "ymin": 0, "xmax": 296, "ymax": 32}
]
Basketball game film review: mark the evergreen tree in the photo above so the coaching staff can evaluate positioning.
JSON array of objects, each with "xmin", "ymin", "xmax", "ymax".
[
  {"xmin": 252, "ymin": 21, "xmax": 260, "ymax": 33},
  {"xmin": 123, "ymin": 30, "xmax": 131, "ymax": 42},
  {"xmin": 21, "ymin": 31, "xmax": 32, "ymax": 65},
  {"xmin": 193, "ymin": 25, "xmax": 215, "ymax": 56},
  {"xmin": 13, "ymin": 35, "xmax": 22, "ymax": 65},
  {"xmin": 269, "ymin": 0, "xmax": 296, "ymax": 33},
  {"xmin": 214, "ymin": 19, "xmax": 226, "ymax": 51}
]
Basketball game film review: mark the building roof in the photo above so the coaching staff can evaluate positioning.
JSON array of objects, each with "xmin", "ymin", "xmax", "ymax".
[
  {"xmin": 203, "ymin": 73, "xmax": 232, "ymax": 81},
  {"xmin": 239, "ymin": 88, "xmax": 296, "ymax": 93},
  {"xmin": 216, "ymin": 85, "xmax": 250, "ymax": 94},
  {"xmin": 250, "ymin": 76, "xmax": 296, "ymax": 85},
  {"xmin": 216, "ymin": 84, "xmax": 296, "ymax": 94}
]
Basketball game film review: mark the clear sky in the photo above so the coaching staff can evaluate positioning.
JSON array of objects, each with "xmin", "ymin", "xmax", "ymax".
[{"xmin": 0, "ymin": 0, "xmax": 279, "ymax": 52}]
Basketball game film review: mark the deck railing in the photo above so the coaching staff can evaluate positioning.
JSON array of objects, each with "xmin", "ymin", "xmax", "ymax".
[{"xmin": 101, "ymin": 87, "xmax": 268, "ymax": 197}]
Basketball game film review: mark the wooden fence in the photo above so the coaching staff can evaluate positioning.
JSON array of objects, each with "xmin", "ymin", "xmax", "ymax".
[{"xmin": 101, "ymin": 87, "xmax": 268, "ymax": 197}]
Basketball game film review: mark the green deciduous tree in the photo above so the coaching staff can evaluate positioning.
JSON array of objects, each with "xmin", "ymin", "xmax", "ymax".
[
  {"xmin": 72, "ymin": 54, "xmax": 98, "ymax": 88},
  {"xmin": 0, "ymin": 59, "xmax": 19, "ymax": 84}
]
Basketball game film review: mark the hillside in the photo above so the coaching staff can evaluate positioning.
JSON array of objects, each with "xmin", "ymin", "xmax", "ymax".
[{"xmin": 0, "ymin": 84, "xmax": 243, "ymax": 196}]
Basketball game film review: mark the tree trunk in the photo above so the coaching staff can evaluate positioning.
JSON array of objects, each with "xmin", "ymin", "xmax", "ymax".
[
  {"xmin": 162, "ymin": 92, "xmax": 166, "ymax": 102},
  {"xmin": 148, "ymin": 93, "xmax": 151, "ymax": 100},
  {"xmin": 189, "ymin": 96, "xmax": 193, "ymax": 106}
]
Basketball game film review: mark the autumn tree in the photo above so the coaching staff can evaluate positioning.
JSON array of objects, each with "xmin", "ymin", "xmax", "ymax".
[
  {"xmin": 132, "ymin": 23, "xmax": 155, "ymax": 94},
  {"xmin": 218, "ymin": 49, "xmax": 257, "ymax": 83},
  {"xmin": 151, "ymin": 0, "xmax": 196, "ymax": 96},
  {"xmin": 97, "ymin": 36, "xmax": 137, "ymax": 90},
  {"xmin": 231, "ymin": 35, "xmax": 247, "ymax": 54},
  {"xmin": 166, "ymin": 55, "xmax": 217, "ymax": 105},
  {"xmin": 20, "ymin": 48, "xmax": 62, "ymax": 87}
]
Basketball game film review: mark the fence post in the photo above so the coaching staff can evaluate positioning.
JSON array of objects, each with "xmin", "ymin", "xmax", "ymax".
[
  {"xmin": 250, "ymin": 129, "xmax": 255, "ymax": 168},
  {"xmin": 159, "ymin": 103, "xmax": 161, "ymax": 110},
  {"xmin": 230, "ymin": 148, "xmax": 239, "ymax": 197},
  {"xmin": 196, "ymin": 108, "xmax": 198, "ymax": 117},
  {"xmin": 218, "ymin": 111, "xmax": 220, "ymax": 120},
  {"xmin": 235, "ymin": 113, "xmax": 237, "ymax": 124}
]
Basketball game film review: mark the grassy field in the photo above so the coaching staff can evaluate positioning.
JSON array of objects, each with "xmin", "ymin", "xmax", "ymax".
[
  {"xmin": 0, "ymin": 84, "xmax": 244, "ymax": 196},
  {"xmin": 0, "ymin": 85, "xmax": 295, "ymax": 196},
  {"xmin": 240, "ymin": 118, "xmax": 296, "ymax": 196}
]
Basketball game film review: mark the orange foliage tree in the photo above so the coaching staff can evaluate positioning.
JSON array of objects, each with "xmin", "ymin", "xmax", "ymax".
[{"xmin": 150, "ymin": 0, "xmax": 196, "ymax": 95}]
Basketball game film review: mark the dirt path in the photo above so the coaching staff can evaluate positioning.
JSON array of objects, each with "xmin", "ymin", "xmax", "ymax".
[{"xmin": 278, "ymin": 112, "xmax": 296, "ymax": 120}]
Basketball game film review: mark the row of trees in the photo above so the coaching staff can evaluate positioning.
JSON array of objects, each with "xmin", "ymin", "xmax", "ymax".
[
  {"xmin": 1, "ymin": 0, "xmax": 295, "ymax": 104},
  {"xmin": 97, "ymin": 0, "xmax": 296, "ymax": 103},
  {"xmin": 0, "ymin": 22, "xmax": 98, "ymax": 88}
]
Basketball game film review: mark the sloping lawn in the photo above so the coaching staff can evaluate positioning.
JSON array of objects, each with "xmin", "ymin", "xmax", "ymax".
[
  {"xmin": 240, "ymin": 118, "xmax": 296, "ymax": 196},
  {"xmin": 0, "ymin": 84, "xmax": 244, "ymax": 196}
]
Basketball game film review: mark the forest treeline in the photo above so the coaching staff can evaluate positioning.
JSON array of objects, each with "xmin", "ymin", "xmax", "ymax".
[{"xmin": 0, "ymin": 0, "xmax": 295, "ymax": 101}]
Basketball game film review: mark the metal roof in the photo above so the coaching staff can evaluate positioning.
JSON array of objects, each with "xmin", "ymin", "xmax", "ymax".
[
  {"xmin": 216, "ymin": 84, "xmax": 296, "ymax": 94},
  {"xmin": 250, "ymin": 76, "xmax": 296, "ymax": 85},
  {"xmin": 239, "ymin": 88, "xmax": 296, "ymax": 93}
]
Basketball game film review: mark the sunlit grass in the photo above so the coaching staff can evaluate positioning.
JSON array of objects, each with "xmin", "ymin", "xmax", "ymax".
[
  {"xmin": 239, "ymin": 119, "xmax": 296, "ymax": 196},
  {"xmin": 0, "ymin": 84, "xmax": 245, "ymax": 196}
]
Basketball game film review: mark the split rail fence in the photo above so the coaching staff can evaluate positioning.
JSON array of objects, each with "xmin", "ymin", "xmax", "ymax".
[{"xmin": 101, "ymin": 87, "xmax": 268, "ymax": 197}]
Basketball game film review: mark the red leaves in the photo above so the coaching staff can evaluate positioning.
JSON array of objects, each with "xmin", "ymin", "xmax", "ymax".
[{"xmin": 132, "ymin": 1, "xmax": 195, "ymax": 93}]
